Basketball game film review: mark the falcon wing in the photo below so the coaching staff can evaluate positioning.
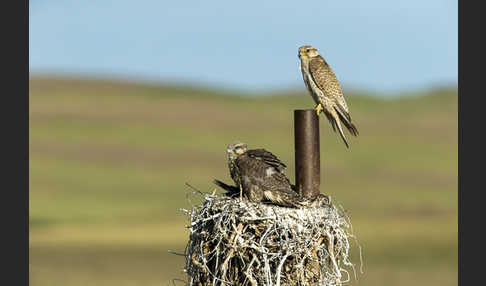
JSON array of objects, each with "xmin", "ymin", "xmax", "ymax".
[
  {"xmin": 309, "ymin": 56, "xmax": 348, "ymax": 107},
  {"xmin": 309, "ymin": 56, "xmax": 358, "ymax": 136},
  {"xmin": 309, "ymin": 56, "xmax": 342, "ymax": 96},
  {"xmin": 245, "ymin": 149, "xmax": 287, "ymax": 172}
]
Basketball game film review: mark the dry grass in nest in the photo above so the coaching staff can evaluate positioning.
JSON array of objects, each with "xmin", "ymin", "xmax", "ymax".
[{"xmin": 179, "ymin": 187, "xmax": 362, "ymax": 286}]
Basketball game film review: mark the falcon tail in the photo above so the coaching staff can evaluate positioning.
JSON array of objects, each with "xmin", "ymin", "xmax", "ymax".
[
  {"xmin": 334, "ymin": 117, "xmax": 350, "ymax": 148},
  {"xmin": 212, "ymin": 179, "xmax": 239, "ymax": 197},
  {"xmin": 324, "ymin": 106, "xmax": 358, "ymax": 148},
  {"xmin": 334, "ymin": 106, "xmax": 359, "ymax": 137}
]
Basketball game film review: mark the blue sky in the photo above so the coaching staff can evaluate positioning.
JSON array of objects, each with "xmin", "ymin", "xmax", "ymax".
[{"xmin": 30, "ymin": 0, "xmax": 457, "ymax": 95}]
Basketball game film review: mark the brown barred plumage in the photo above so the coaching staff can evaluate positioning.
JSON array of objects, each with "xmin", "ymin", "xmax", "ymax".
[
  {"xmin": 298, "ymin": 45, "xmax": 359, "ymax": 148},
  {"xmin": 218, "ymin": 142, "xmax": 305, "ymax": 207}
]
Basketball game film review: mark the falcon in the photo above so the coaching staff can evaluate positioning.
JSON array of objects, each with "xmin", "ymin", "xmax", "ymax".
[
  {"xmin": 298, "ymin": 45, "xmax": 359, "ymax": 148},
  {"xmin": 214, "ymin": 142, "xmax": 304, "ymax": 207}
]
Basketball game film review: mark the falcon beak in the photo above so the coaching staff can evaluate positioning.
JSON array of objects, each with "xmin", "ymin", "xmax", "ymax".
[{"xmin": 226, "ymin": 147, "xmax": 233, "ymax": 154}]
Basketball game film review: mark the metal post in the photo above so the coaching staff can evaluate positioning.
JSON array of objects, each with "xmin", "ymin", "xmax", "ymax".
[{"xmin": 294, "ymin": 109, "xmax": 320, "ymax": 200}]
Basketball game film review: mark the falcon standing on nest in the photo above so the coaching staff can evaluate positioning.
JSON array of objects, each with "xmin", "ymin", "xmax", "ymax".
[
  {"xmin": 214, "ymin": 142, "xmax": 303, "ymax": 207},
  {"xmin": 298, "ymin": 45, "xmax": 359, "ymax": 148}
]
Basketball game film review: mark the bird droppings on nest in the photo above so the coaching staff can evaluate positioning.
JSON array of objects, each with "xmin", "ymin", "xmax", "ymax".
[{"xmin": 179, "ymin": 188, "xmax": 362, "ymax": 286}]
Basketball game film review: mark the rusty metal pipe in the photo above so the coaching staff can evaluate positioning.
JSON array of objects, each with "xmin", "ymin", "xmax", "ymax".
[{"xmin": 294, "ymin": 109, "xmax": 320, "ymax": 200}]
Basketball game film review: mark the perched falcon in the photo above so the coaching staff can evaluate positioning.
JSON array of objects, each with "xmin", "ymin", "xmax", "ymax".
[
  {"xmin": 298, "ymin": 45, "xmax": 359, "ymax": 148},
  {"xmin": 215, "ymin": 142, "xmax": 304, "ymax": 207}
]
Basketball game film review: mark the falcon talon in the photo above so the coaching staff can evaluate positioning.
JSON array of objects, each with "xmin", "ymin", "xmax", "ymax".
[{"xmin": 315, "ymin": 103, "xmax": 323, "ymax": 116}]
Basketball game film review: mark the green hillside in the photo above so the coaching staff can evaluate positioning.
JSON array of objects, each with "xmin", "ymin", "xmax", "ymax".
[{"xmin": 29, "ymin": 76, "xmax": 457, "ymax": 286}]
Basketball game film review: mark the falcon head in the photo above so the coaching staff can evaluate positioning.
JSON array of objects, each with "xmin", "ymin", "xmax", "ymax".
[
  {"xmin": 226, "ymin": 141, "xmax": 248, "ymax": 161},
  {"xmin": 298, "ymin": 45, "xmax": 319, "ymax": 59}
]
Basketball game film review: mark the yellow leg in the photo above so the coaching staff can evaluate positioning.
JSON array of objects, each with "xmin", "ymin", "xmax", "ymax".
[{"xmin": 315, "ymin": 103, "xmax": 323, "ymax": 116}]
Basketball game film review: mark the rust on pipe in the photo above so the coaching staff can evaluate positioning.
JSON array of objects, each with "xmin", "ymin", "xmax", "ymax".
[{"xmin": 294, "ymin": 109, "xmax": 320, "ymax": 200}]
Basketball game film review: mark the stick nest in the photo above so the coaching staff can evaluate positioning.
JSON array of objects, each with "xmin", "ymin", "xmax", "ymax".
[{"xmin": 180, "ymin": 190, "xmax": 360, "ymax": 286}]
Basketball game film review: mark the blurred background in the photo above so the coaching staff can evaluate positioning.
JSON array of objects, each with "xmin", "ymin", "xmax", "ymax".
[{"xmin": 29, "ymin": 1, "xmax": 457, "ymax": 285}]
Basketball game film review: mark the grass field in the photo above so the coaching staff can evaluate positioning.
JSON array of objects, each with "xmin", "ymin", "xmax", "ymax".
[{"xmin": 29, "ymin": 76, "xmax": 457, "ymax": 286}]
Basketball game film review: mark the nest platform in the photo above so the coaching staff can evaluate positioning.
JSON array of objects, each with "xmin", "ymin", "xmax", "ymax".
[{"xmin": 181, "ymin": 193, "xmax": 359, "ymax": 286}]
